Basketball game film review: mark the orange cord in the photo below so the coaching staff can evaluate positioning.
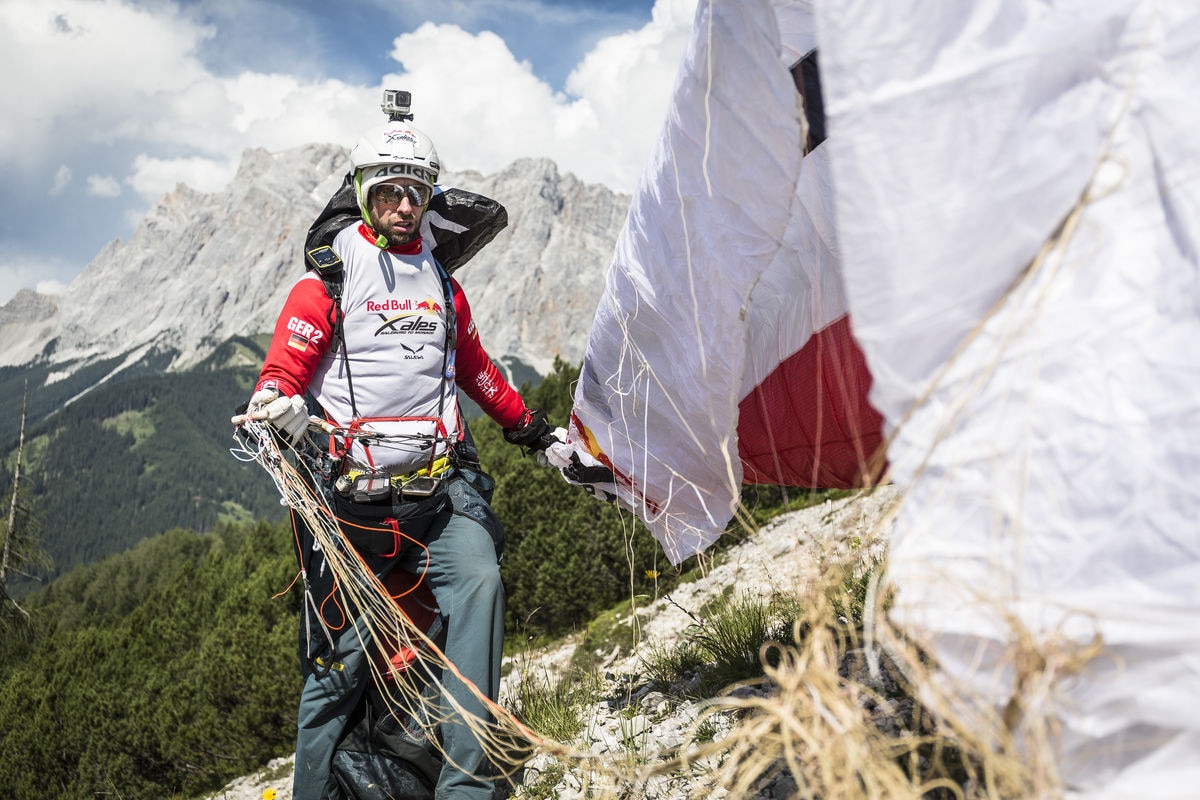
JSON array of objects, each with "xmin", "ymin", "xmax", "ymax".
[{"xmin": 280, "ymin": 502, "xmax": 434, "ymax": 633}]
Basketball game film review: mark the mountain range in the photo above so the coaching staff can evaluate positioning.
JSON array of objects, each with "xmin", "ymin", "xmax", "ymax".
[{"xmin": 0, "ymin": 144, "xmax": 630, "ymax": 381}]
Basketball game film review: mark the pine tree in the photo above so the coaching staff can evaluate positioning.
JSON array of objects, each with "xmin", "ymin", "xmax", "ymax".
[{"xmin": 0, "ymin": 381, "xmax": 50, "ymax": 631}]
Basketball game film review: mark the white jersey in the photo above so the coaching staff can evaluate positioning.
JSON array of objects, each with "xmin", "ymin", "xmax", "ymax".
[{"xmin": 309, "ymin": 225, "xmax": 458, "ymax": 473}]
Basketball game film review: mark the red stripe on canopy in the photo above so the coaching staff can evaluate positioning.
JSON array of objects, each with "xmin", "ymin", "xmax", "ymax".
[{"xmin": 737, "ymin": 314, "xmax": 885, "ymax": 489}]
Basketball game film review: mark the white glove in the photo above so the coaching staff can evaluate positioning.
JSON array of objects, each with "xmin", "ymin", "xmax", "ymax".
[{"xmin": 233, "ymin": 388, "xmax": 310, "ymax": 447}]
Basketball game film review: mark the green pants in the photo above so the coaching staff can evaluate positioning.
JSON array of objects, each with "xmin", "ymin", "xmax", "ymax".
[{"xmin": 293, "ymin": 472, "xmax": 505, "ymax": 800}]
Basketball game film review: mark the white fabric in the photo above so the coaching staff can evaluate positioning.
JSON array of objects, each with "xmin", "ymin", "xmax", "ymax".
[
  {"xmin": 814, "ymin": 1, "xmax": 1200, "ymax": 794},
  {"xmin": 568, "ymin": 0, "xmax": 845, "ymax": 564},
  {"xmin": 569, "ymin": 0, "xmax": 1200, "ymax": 789},
  {"xmin": 774, "ymin": 0, "xmax": 817, "ymax": 67}
]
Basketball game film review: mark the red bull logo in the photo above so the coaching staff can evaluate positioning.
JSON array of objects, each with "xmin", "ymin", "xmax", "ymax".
[
  {"xmin": 366, "ymin": 298, "xmax": 412, "ymax": 312},
  {"xmin": 365, "ymin": 297, "xmax": 442, "ymax": 314}
]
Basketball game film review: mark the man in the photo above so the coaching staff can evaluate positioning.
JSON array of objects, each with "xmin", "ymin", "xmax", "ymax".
[{"xmin": 237, "ymin": 113, "xmax": 557, "ymax": 799}]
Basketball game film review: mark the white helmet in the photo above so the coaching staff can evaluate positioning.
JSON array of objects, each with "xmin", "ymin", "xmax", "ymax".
[{"xmin": 349, "ymin": 120, "xmax": 441, "ymax": 216}]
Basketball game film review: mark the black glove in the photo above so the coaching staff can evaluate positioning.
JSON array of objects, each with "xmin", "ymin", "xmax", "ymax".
[
  {"xmin": 565, "ymin": 454, "xmax": 617, "ymax": 503},
  {"xmin": 563, "ymin": 452, "xmax": 616, "ymax": 486},
  {"xmin": 503, "ymin": 408, "xmax": 558, "ymax": 454}
]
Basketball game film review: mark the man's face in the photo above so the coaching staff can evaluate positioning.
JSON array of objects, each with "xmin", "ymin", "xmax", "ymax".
[{"xmin": 367, "ymin": 179, "xmax": 432, "ymax": 245}]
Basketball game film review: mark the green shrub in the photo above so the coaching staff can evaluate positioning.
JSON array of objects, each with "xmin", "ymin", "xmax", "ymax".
[{"xmin": 642, "ymin": 592, "xmax": 805, "ymax": 697}]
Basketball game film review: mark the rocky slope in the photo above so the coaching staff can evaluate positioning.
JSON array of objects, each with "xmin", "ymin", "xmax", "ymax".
[{"xmin": 202, "ymin": 487, "xmax": 898, "ymax": 800}]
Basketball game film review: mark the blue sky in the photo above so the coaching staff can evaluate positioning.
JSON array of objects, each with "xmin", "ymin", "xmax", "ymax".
[{"xmin": 0, "ymin": 0, "xmax": 697, "ymax": 304}]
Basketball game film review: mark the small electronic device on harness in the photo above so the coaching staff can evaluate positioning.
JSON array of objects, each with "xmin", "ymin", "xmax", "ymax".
[
  {"xmin": 335, "ymin": 467, "xmax": 445, "ymax": 503},
  {"xmin": 305, "ymin": 245, "xmax": 345, "ymax": 336},
  {"xmin": 306, "ymin": 244, "xmax": 343, "ymax": 273}
]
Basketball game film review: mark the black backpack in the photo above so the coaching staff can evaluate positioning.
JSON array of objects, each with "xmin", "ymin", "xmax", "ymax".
[{"xmin": 305, "ymin": 173, "xmax": 509, "ymax": 276}]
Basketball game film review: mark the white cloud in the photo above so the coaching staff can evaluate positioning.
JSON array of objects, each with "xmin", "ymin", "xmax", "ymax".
[
  {"xmin": 87, "ymin": 174, "xmax": 121, "ymax": 197},
  {"xmin": 36, "ymin": 279, "xmax": 67, "ymax": 297},
  {"xmin": 0, "ymin": 0, "xmax": 213, "ymax": 163},
  {"xmin": 0, "ymin": 254, "xmax": 76, "ymax": 305},
  {"xmin": 378, "ymin": 2, "xmax": 697, "ymax": 192},
  {"xmin": 219, "ymin": 73, "xmax": 377, "ymax": 151},
  {"xmin": 126, "ymin": 154, "xmax": 239, "ymax": 199},
  {"xmin": 381, "ymin": 24, "xmax": 571, "ymax": 172},
  {"xmin": 565, "ymin": 0, "xmax": 698, "ymax": 166},
  {"xmin": 51, "ymin": 165, "xmax": 72, "ymax": 195},
  {"xmin": 0, "ymin": 1, "xmax": 385, "ymax": 208},
  {"xmin": 0, "ymin": 0, "xmax": 372, "ymax": 177}
]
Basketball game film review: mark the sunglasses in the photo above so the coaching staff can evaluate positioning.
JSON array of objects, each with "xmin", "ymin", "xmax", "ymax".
[{"xmin": 371, "ymin": 183, "xmax": 433, "ymax": 207}]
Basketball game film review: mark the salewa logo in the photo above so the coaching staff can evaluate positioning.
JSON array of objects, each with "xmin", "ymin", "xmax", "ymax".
[
  {"xmin": 374, "ymin": 313, "xmax": 439, "ymax": 337},
  {"xmin": 400, "ymin": 342, "xmax": 426, "ymax": 360}
]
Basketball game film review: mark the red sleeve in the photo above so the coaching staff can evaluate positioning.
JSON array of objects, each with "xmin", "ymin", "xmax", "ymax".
[
  {"xmin": 452, "ymin": 278, "xmax": 527, "ymax": 429},
  {"xmin": 256, "ymin": 274, "xmax": 336, "ymax": 397}
]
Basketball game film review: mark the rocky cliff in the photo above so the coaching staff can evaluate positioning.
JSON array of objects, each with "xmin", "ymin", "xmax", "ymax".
[{"xmin": 0, "ymin": 144, "xmax": 629, "ymax": 379}]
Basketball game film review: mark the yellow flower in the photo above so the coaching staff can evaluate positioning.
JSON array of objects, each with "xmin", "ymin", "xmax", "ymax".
[
  {"xmin": 645, "ymin": 569, "xmax": 660, "ymax": 579},
  {"xmin": 262, "ymin": 790, "xmax": 278, "ymax": 800}
]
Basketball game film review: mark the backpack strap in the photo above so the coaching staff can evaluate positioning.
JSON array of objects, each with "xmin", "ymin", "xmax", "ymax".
[
  {"xmin": 306, "ymin": 246, "xmax": 359, "ymax": 418},
  {"xmin": 432, "ymin": 256, "xmax": 456, "ymax": 427}
]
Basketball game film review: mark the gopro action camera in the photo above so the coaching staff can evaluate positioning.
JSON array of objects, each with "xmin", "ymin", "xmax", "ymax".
[{"xmin": 381, "ymin": 89, "xmax": 413, "ymax": 122}]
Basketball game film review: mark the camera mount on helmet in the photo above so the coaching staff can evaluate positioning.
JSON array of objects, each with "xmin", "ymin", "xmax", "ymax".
[{"xmin": 381, "ymin": 89, "xmax": 414, "ymax": 122}]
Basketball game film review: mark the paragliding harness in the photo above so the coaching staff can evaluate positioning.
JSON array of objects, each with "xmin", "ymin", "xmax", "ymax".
[
  {"xmin": 295, "ymin": 171, "xmax": 508, "ymax": 596},
  {"xmin": 302, "ymin": 238, "xmax": 457, "ymax": 508}
]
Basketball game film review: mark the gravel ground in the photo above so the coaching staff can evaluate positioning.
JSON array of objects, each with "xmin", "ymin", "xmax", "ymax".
[{"xmin": 202, "ymin": 487, "xmax": 899, "ymax": 800}]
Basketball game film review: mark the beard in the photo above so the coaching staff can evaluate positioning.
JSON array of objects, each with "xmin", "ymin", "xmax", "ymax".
[{"xmin": 368, "ymin": 209, "xmax": 421, "ymax": 245}]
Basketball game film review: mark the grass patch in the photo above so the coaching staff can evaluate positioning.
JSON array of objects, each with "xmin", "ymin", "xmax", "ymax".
[
  {"xmin": 512, "ymin": 760, "xmax": 566, "ymax": 800},
  {"xmin": 566, "ymin": 598, "xmax": 650, "ymax": 674},
  {"xmin": 102, "ymin": 408, "xmax": 155, "ymax": 444},
  {"xmin": 507, "ymin": 662, "xmax": 603, "ymax": 744},
  {"xmin": 642, "ymin": 592, "xmax": 805, "ymax": 698}
]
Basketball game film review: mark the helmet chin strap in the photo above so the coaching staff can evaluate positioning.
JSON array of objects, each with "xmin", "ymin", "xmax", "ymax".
[
  {"xmin": 364, "ymin": 214, "xmax": 389, "ymax": 247},
  {"xmin": 354, "ymin": 172, "xmax": 377, "ymax": 241}
]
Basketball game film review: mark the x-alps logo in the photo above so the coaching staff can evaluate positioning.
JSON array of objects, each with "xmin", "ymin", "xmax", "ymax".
[
  {"xmin": 383, "ymin": 128, "xmax": 418, "ymax": 146},
  {"xmin": 371, "ymin": 297, "xmax": 443, "ymax": 354}
]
